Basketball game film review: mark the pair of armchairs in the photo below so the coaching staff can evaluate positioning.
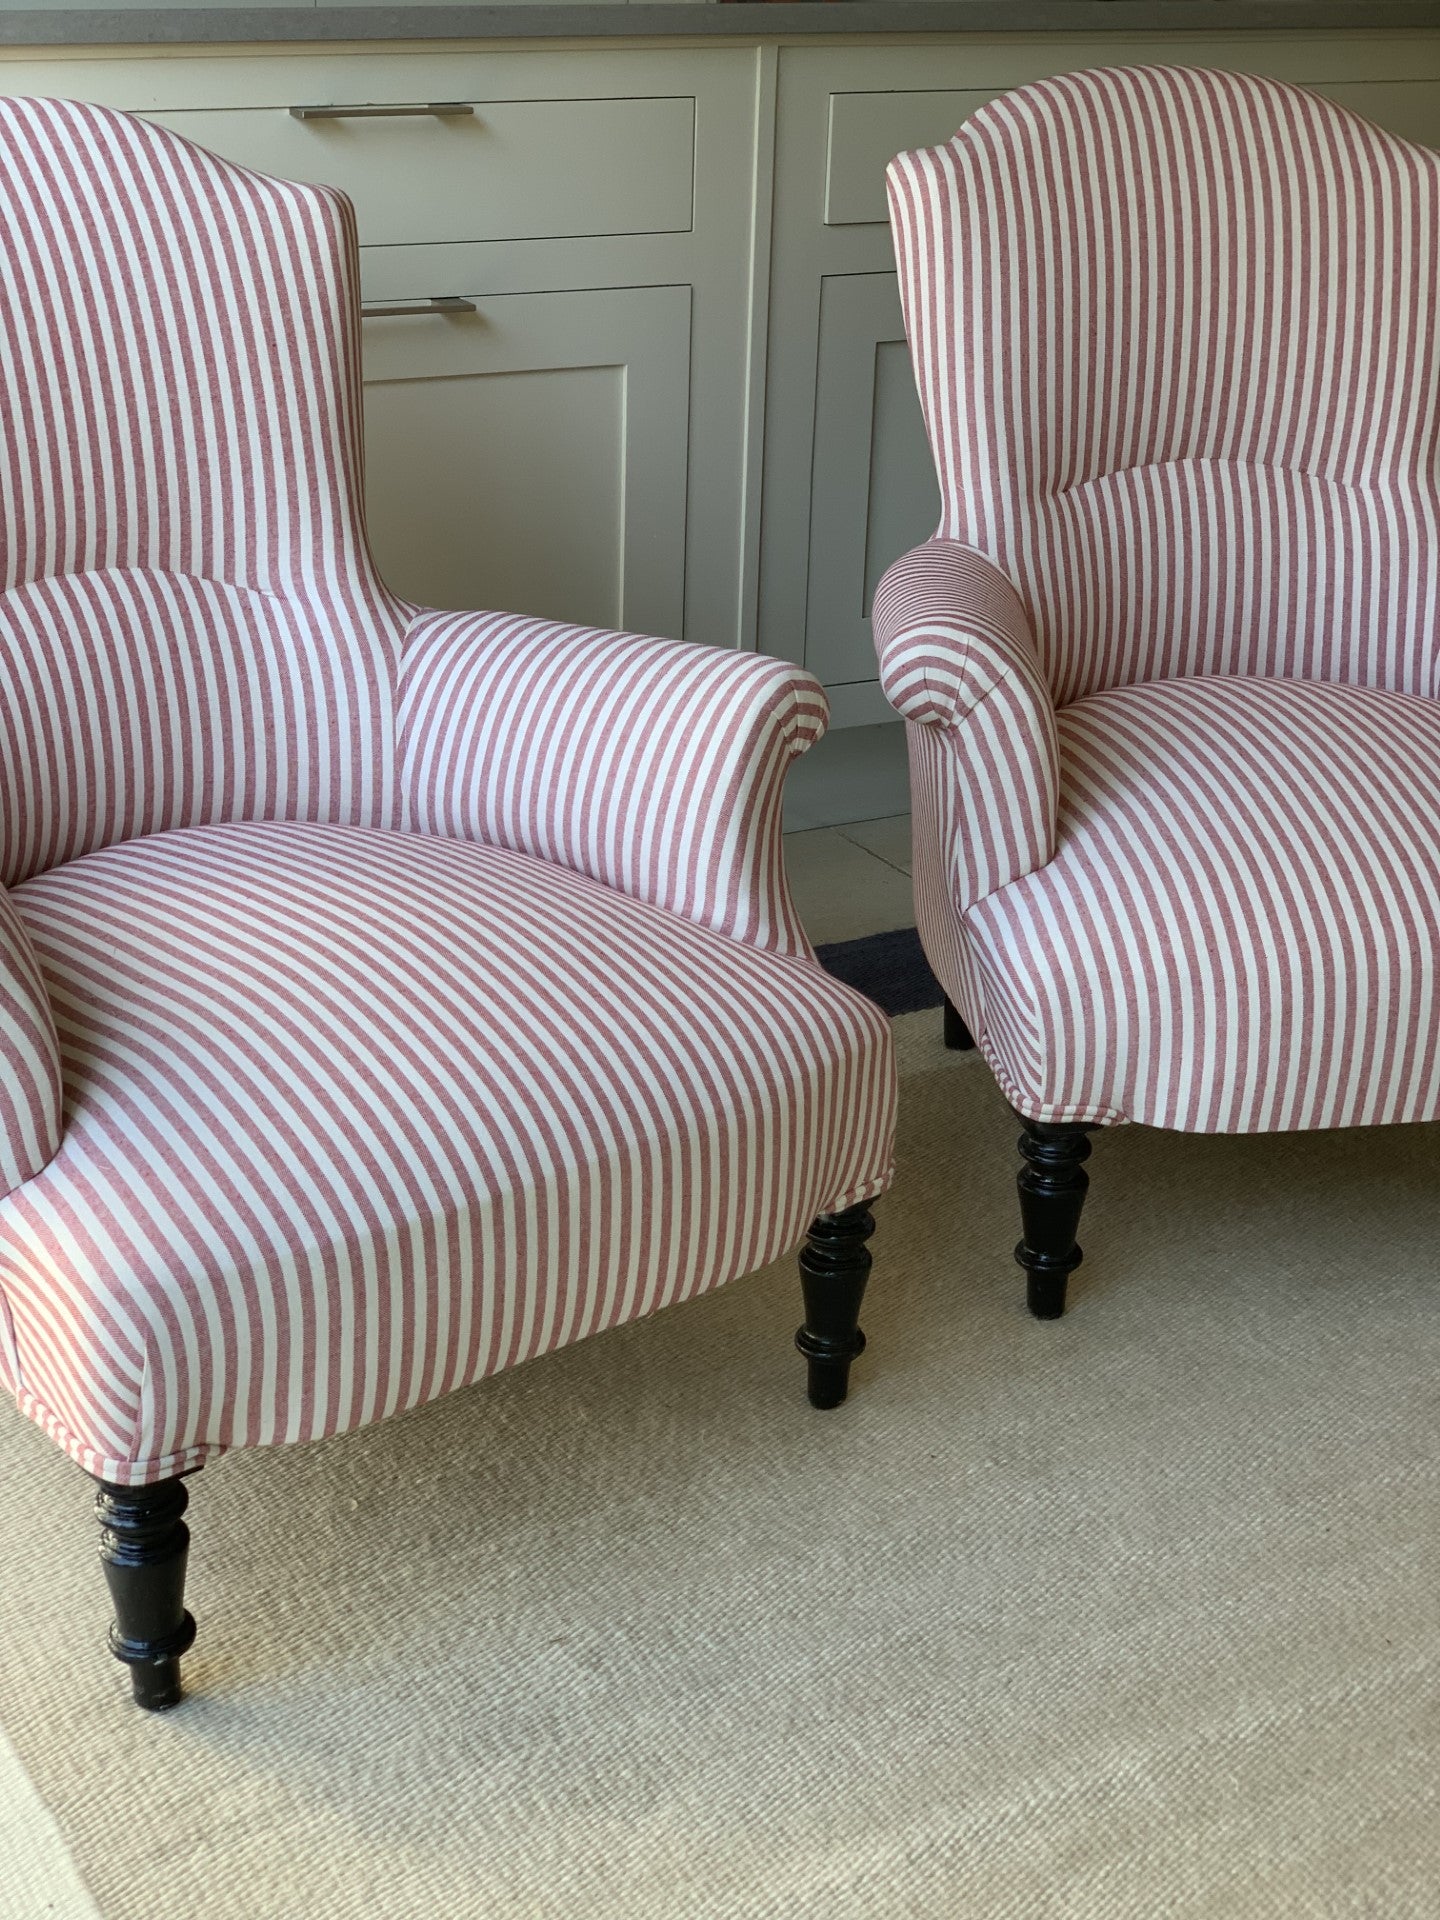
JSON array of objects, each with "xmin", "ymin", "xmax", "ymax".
[{"xmin": 4, "ymin": 66, "xmax": 1435, "ymax": 1712}]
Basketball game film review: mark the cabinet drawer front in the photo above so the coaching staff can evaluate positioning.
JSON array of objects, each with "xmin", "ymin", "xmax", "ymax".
[
  {"xmin": 145, "ymin": 96, "xmax": 696, "ymax": 245},
  {"xmin": 824, "ymin": 79, "xmax": 1440, "ymax": 229},
  {"xmin": 824, "ymin": 89, "xmax": 1000, "ymax": 227}
]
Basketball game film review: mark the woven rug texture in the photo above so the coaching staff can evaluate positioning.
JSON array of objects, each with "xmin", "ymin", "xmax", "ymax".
[{"xmin": 1, "ymin": 1010, "xmax": 1437, "ymax": 1918}]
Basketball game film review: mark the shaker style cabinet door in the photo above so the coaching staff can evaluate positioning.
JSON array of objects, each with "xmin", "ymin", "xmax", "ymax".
[
  {"xmin": 360, "ymin": 284, "xmax": 691, "ymax": 640},
  {"xmin": 805, "ymin": 273, "xmax": 939, "ymax": 695}
]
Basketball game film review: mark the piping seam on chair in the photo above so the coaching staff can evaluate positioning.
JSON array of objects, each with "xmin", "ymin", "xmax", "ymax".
[{"xmin": 14, "ymin": 1378, "xmax": 219, "ymax": 1485}]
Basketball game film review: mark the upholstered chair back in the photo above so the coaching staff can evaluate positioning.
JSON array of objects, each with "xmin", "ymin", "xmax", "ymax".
[
  {"xmin": 0, "ymin": 96, "xmax": 404, "ymax": 886},
  {"xmin": 887, "ymin": 65, "xmax": 1440, "ymax": 707}
]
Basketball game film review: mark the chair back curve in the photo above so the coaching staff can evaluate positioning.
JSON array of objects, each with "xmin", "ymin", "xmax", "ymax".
[
  {"xmin": 887, "ymin": 65, "xmax": 1440, "ymax": 707},
  {"xmin": 0, "ymin": 95, "xmax": 407, "ymax": 885}
]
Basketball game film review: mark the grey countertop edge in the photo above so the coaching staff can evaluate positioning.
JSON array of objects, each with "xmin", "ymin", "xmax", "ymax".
[{"xmin": 4, "ymin": 3, "xmax": 1440, "ymax": 50}]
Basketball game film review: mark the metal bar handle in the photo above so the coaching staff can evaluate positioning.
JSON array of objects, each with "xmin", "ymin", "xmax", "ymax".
[
  {"xmin": 360, "ymin": 296, "xmax": 478, "ymax": 320},
  {"xmin": 290, "ymin": 102, "xmax": 475, "ymax": 121}
]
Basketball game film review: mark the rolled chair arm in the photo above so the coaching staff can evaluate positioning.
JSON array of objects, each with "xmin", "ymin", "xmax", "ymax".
[
  {"xmin": 873, "ymin": 540, "xmax": 1060, "ymax": 909},
  {"xmin": 397, "ymin": 607, "xmax": 829, "ymax": 956}
]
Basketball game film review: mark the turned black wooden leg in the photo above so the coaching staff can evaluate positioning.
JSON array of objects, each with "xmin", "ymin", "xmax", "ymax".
[
  {"xmin": 943, "ymin": 995, "xmax": 976, "ymax": 1051},
  {"xmin": 1014, "ymin": 1120, "xmax": 1094, "ymax": 1320},
  {"xmin": 94, "ymin": 1476, "xmax": 197, "ymax": 1710},
  {"xmin": 796, "ymin": 1202, "xmax": 874, "ymax": 1409}
]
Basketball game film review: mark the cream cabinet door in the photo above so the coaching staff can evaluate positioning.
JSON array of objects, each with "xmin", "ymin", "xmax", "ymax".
[
  {"xmin": 804, "ymin": 273, "xmax": 938, "ymax": 698},
  {"xmin": 360, "ymin": 284, "xmax": 690, "ymax": 640}
]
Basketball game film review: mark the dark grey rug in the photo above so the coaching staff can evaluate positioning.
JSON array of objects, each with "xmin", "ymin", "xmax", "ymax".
[{"xmin": 815, "ymin": 926, "xmax": 942, "ymax": 1017}]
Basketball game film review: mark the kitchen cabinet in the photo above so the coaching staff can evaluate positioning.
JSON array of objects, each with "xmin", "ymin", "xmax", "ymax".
[{"xmin": 5, "ymin": 28, "xmax": 1440, "ymax": 714}]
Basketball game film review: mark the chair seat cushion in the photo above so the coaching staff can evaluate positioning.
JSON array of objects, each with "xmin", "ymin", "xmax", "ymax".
[
  {"xmin": 0, "ymin": 822, "xmax": 893, "ymax": 1485},
  {"xmin": 964, "ymin": 675, "xmax": 1440, "ymax": 1134}
]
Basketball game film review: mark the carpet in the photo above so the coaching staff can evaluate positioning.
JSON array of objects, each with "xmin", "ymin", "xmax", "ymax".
[
  {"xmin": 1, "ymin": 1011, "xmax": 1437, "ymax": 1918},
  {"xmin": 816, "ymin": 926, "xmax": 943, "ymax": 1017}
]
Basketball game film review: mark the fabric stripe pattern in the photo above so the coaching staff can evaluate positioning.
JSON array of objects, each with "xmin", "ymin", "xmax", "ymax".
[
  {"xmin": 3, "ymin": 821, "xmax": 894, "ymax": 1485},
  {"xmin": 886, "ymin": 65, "xmax": 1440, "ymax": 706},
  {"xmin": 880, "ymin": 65, "xmax": 1440, "ymax": 1135},
  {"xmin": 966, "ymin": 676, "xmax": 1440, "ymax": 1132},
  {"xmin": 0, "ymin": 95, "xmax": 405, "ymax": 869},
  {"xmin": 0, "ymin": 892, "xmax": 60, "ymax": 1200},
  {"xmin": 873, "ymin": 540, "xmax": 1059, "ymax": 912},
  {"xmin": 0, "ymin": 94, "xmax": 818, "ymax": 956},
  {"xmin": 399, "ymin": 609, "xmax": 829, "ymax": 957},
  {"xmin": 0, "ymin": 97, "xmax": 895, "ymax": 1481}
]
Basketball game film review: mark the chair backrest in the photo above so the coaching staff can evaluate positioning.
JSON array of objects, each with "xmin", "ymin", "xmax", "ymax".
[
  {"xmin": 888, "ymin": 66, "xmax": 1440, "ymax": 706},
  {"xmin": 0, "ymin": 96, "xmax": 402, "ymax": 884}
]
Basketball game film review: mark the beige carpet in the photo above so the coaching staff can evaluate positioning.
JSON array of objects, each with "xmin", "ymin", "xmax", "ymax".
[{"xmin": 2, "ymin": 1011, "xmax": 1438, "ymax": 1919}]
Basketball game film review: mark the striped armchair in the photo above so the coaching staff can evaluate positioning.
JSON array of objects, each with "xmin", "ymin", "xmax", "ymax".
[
  {"xmin": 0, "ymin": 97, "xmax": 895, "ymax": 1708},
  {"xmin": 878, "ymin": 65, "xmax": 1440, "ymax": 1314}
]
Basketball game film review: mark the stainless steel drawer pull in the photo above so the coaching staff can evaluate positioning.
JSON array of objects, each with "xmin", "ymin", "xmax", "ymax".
[
  {"xmin": 361, "ymin": 297, "xmax": 478, "ymax": 319},
  {"xmin": 290, "ymin": 103, "xmax": 475, "ymax": 122}
]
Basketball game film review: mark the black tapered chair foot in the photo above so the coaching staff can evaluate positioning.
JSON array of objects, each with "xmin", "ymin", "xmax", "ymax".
[
  {"xmin": 1014, "ymin": 1119, "xmax": 1094, "ymax": 1320},
  {"xmin": 113, "ymin": 1629, "xmax": 195, "ymax": 1710},
  {"xmin": 95, "ymin": 1476, "xmax": 197, "ymax": 1710},
  {"xmin": 943, "ymin": 996, "xmax": 976, "ymax": 1051},
  {"xmin": 1019, "ymin": 1257, "xmax": 1075, "ymax": 1320},
  {"xmin": 796, "ymin": 1202, "xmax": 874, "ymax": 1409},
  {"xmin": 796, "ymin": 1326, "xmax": 868, "ymax": 1409},
  {"xmin": 132, "ymin": 1661, "xmax": 183, "ymax": 1711}
]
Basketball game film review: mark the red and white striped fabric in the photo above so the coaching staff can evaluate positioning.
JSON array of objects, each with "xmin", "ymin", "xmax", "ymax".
[
  {"xmin": 967, "ymin": 676, "xmax": 1440, "ymax": 1131},
  {"xmin": 0, "ymin": 893, "xmax": 60, "ymax": 1196},
  {"xmin": 0, "ymin": 823, "xmax": 892, "ymax": 1484},
  {"xmin": 0, "ymin": 97, "xmax": 896, "ymax": 1482},
  {"xmin": 880, "ymin": 66, "xmax": 1440, "ymax": 1132},
  {"xmin": 886, "ymin": 65, "xmax": 1440, "ymax": 706},
  {"xmin": 0, "ymin": 94, "xmax": 815, "ymax": 962},
  {"xmin": 0, "ymin": 96, "xmax": 403, "ymax": 858},
  {"xmin": 872, "ymin": 540, "xmax": 1058, "ymax": 912},
  {"xmin": 399, "ymin": 609, "xmax": 828, "ymax": 957}
]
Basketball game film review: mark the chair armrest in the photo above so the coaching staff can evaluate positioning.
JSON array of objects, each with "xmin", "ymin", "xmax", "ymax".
[
  {"xmin": 396, "ymin": 608, "xmax": 828, "ymax": 956},
  {"xmin": 0, "ymin": 892, "xmax": 63, "ymax": 1199},
  {"xmin": 873, "ymin": 541, "xmax": 1060, "ymax": 909}
]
